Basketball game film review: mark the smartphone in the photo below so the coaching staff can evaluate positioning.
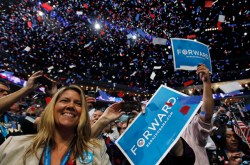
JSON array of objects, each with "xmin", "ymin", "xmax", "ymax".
[
  {"xmin": 121, "ymin": 101, "xmax": 142, "ymax": 113},
  {"xmin": 36, "ymin": 75, "xmax": 53, "ymax": 88}
]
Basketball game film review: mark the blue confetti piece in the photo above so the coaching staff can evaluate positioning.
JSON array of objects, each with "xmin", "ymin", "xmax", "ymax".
[{"xmin": 179, "ymin": 96, "xmax": 202, "ymax": 104}]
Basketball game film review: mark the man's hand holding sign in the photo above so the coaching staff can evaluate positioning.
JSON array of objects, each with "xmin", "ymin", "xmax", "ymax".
[{"xmin": 115, "ymin": 64, "xmax": 213, "ymax": 165}]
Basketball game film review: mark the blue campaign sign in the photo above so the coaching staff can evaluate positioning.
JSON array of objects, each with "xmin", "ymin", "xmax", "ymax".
[
  {"xmin": 115, "ymin": 85, "xmax": 203, "ymax": 165},
  {"xmin": 171, "ymin": 38, "xmax": 212, "ymax": 73}
]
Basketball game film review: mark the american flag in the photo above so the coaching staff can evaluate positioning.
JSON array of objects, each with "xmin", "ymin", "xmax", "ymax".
[{"xmin": 233, "ymin": 120, "xmax": 250, "ymax": 143}]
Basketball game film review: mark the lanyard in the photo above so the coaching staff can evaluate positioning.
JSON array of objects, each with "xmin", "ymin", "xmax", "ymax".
[{"xmin": 44, "ymin": 145, "xmax": 72, "ymax": 165}]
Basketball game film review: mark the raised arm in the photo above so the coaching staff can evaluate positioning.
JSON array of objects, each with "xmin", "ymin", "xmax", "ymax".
[
  {"xmin": 0, "ymin": 71, "xmax": 43, "ymax": 114},
  {"xmin": 91, "ymin": 102, "xmax": 125, "ymax": 137},
  {"xmin": 197, "ymin": 64, "xmax": 214, "ymax": 123}
]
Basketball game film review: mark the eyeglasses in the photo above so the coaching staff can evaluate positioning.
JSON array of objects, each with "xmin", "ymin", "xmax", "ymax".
[{"xmin": 0, "ymin": 88, "xmax": 10, "ymax": 94}]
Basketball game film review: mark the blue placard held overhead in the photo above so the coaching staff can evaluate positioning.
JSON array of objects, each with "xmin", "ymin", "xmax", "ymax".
[
  {"xmin": 171, "ymin": 38, "xmax": 212, "ymax": 73},
  {"xmin": 115, "ymin": 85, "xmax": 203, "ymax": 165}
]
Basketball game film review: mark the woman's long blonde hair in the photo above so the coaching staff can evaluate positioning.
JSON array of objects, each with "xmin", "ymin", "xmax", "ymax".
[{"xmin": 24, "ymin": 85, "xmax": 94, "ymax": 163}]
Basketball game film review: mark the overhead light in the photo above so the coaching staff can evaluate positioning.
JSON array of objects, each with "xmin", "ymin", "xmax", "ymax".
[{"xmin": 94, "ymin": 23, "xmax": 101, "ymax": 30}]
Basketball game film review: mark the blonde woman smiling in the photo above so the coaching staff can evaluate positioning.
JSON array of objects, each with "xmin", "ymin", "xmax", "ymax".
[{"xmin": 0, "ymin": 85, "xmax": 111, "ymax": 165}]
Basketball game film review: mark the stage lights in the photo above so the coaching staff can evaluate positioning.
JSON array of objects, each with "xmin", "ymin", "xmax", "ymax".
[
  {"xmin": 205, "ymin": 27, "xmax": 219, "ymax": 31},
  {"xmin": 94, "ymin": 23, "xmax": 101, "ymax": 30},
  {"xmin": 132, "ymin": 35, "xmax": 137, "ymax": 40}
]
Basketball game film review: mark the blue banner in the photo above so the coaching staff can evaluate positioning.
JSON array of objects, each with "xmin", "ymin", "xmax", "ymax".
[
  {"xmin": 116, "ymin": 85, "xmax": 203, "ymax": 165},
  {"xmin": 171, "ymin": 38, "xmax": 212, "ymax": 73}
]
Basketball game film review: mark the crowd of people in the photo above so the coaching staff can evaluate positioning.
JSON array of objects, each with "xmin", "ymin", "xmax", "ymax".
[
  {"xmin": 0, "ymin": 65, "xmax": 249, "ymax": 164},
  {"xmin": 0, "ymin": 69, "xmax": 195, "ymax": 165},
  {"xmin": 0, "ymin": 0, "xmax": 250, "ymax": 164},
  {"xmin": 0, "ymin": 0, "xmax": 249, "ymax": 93}
]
